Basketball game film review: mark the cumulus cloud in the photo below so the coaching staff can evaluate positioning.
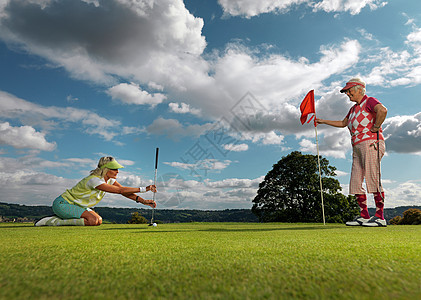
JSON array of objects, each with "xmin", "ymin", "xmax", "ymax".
[
  {"xmin": 146, "ymin": 117, "xmax": 213, "ymax": 141},
  {"xmin": 165, "ymin": 159, "xmax": 232, "ymax": 171},
  {"xmin": 213, "ymin": 40, "xmax": 360, "ymax": 111},
  {"xmin": 153, "ymin": 176, "xmax": 263, "ymax": 209},
  {"xmin": 299, "ymin": 132, "xmax": 351, "ymax": 159},
  {"xmin": 107, "ymin": 83, "xmax": 166, "ymax": 106},
  {"xmin": 0, "ymin": 0, "xmax": 365, "ymax": 144},
  {"xmin": 205, "ymin": 176, "xmax": 262, "ymax": 188},
  {"xmin": 383, "ymin": 113, "xmax": 421, "ymax": 155},
  {"xmin": 0, "ymin": 122, "xmax": 56, "ymax": 151},
  {"xmin": 0, "ymin": 90, "xmax": 126, "ymax": 143},
  {"xmin": 0, "ymin": 0, "xmax": 206, "ymax": 84},
  {"xmin": 382, "ymin": 180, "xmax": 421, "ymax": 208},
  {"xmin": 312, "ymin": 0, "xmax": 387, "ymax": 16},
  {"xmin": 169, "ymin": 102, "xmax": 201, "ymax": 116},
  {"xmin": 218, "ymin": 0, "xmax": 387, "ymax": 18},
  {"xmin": 364, "ymin": 26, "xmax": 421, "ymax": 87},
  {"xmin": 223, "ymin": 143, "xmax": 248, "ymax": 152},
  {"xmin": 1, "ymin": 1, "xmax": 361, "ymax": 112},
  {"xmin": 218, "ymin": 0, "xmax": 309, "ymax": 18}
]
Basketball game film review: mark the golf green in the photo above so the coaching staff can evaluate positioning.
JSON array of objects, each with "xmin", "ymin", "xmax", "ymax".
[{"xmin": 0, "ymin": 223, "xmax": 420, "ymax": 299}]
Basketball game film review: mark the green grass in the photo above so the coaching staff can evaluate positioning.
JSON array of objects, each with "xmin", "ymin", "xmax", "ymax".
[{"xmin": 0, "ymin": 223, "xmax": 420, "ymax": 299}]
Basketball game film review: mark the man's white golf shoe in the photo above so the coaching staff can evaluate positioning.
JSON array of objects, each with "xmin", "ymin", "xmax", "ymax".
[
  {"xmin": 362, "ymin": 216, "xmax": 387, "ymax": 227},
  {"xmin": 345, "ymin": 216, "xmax": 370, "ymax": 226}
]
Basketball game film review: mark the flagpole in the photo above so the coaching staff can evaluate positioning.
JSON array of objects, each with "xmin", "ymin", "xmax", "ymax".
[{"xmin": 314, "ymin": 125, "xmax": 326, "ymax": 225}]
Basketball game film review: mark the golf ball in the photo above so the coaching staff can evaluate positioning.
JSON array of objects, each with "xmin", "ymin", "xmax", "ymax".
[{"xmin": 153, "ymin": 223, "xmax": 157, "ymax": 227}]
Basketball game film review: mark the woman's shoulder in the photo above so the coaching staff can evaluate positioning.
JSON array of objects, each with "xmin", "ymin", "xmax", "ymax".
[{"xmin": 85, "ymin": 175, "xmax": 106, "ymax": 189}]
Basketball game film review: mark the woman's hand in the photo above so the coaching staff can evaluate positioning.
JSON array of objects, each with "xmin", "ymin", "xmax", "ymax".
[
  {"xmin": 146, "ymin": 185, "xmax": 157, "ymax": 193},
  {"xmin": 143, "ymin": 199, "xmax": 156, "ymax": 209}
]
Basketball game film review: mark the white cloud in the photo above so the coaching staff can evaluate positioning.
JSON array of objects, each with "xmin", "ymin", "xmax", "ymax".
[
  {"xmin": 383, "ymin": 180, "xmax": 421, "ymax": 208},
  {"xmin": 148, "ymin": 82, "xmax": 164, "ymax": 91},
  {"xmin": 312, "ymin": 0, "xmax": 387, "ymax": 16},
  {"xmin": 224, "ymin": 143, "xmax": 249, "ymax": 152},
  {"xmin": 105, "ymin": 173, "xmax": 264, "ymax": 209},
  {"xmin": 334, "ymin": 170, "xmax": 348, "ymax": 177},
  {"xmin": 0, "ymin": 122, "xmax": 56, "ymax": 151},
  {"xmin": 107, "ymin": 82, "xmax": 166, "ymax": 106},
  {"xmin": 66, "ymin": 95, "xmax": 79, "ymax": 102},
  {"xmin": 218, "ymin": 0, "xmax": 309, "ymax": 18},
  {"xmin": 205, "ymin": 176, "xmax": 263, "ymax": 188},
  {"xmin": 364, "ymin": 26, "xmax": 421, "ymax": 87},
  {"xmin": 0, "ymin": 0, "xmax": 365, "ymax": 143},
  {"xmin": 383, "ymin": 113, "xmax": 421, "ymax": 155},
  {"xmin": 0, "ymin": 0, "xmax": 206, "ymax": 85},
  {"xmin": 406, "ymin": 27, "xmax": 421, "ymax": 46},
  {"xmin": 146, "ymin": 117, "xmax": 213, "ymax": 141},
  {"xmin": 165, "ymin": 159, "xmax": 232, "ymax": 172},
  {"xmin": 0, "ymin": 90, "xmax": 123, "ymax": 142},
  {"xmin": 169, "ymin": 102, "xmax": 201, "ymax": 116},
  {"xmin": 299, "ymin": 126, "xmax": 352, "ymax": 159},
  {"xmin": 218, "ymin": 0, "xmax": 387, "ymax": 18}
]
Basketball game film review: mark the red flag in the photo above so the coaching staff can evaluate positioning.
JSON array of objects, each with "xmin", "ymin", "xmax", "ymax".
[{"xmin": 300, "ymin": 90, "xmax": 316, "ymax": 126}]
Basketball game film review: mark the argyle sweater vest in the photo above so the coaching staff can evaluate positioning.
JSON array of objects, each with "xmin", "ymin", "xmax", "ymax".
[{"xmin": 347, "ymin": 97, "xmax": 384, "ymax": 146}]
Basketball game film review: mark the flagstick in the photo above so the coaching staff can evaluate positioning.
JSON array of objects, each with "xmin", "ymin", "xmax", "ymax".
[{"xmin": 315, "ymin": 125, "xmax": 326, "ymax": 225}]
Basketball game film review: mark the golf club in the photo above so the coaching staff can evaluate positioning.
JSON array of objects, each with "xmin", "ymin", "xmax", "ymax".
[
  {"xmin": 377, "ymin": 131, "xmax": 384, "ymax": 201},
  {"xmin": 149, "ymin": 147, "xmax": 159, "ymax": 226}
]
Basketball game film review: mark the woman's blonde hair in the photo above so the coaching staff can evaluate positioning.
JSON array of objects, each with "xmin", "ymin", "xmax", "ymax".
[{"xmin": 90, "ymin": 156, "xmax": 115, "ymax": 178}]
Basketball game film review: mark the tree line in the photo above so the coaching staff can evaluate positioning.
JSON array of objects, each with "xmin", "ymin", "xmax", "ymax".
[
  {"xmin": 0, "ymin": 202, "xmax": 258, "ymax": 223},
  {"xmin": 0, "ymin": 201, "xmax": 419, "ymax": 224}
]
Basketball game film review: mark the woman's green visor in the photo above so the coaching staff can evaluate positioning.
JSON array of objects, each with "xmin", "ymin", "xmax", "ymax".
[{"xmin": 101, "ymin": 160, "xmax": 124, "ymax": 169}]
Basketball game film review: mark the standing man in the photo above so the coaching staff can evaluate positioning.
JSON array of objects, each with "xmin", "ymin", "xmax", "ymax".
[{"xmin": 316, "ymin": 77, "xmax": 388, "ymax": 227}]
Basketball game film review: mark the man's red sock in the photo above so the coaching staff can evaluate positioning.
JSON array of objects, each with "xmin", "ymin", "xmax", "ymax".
[
  {"xmin": 374, "ymin": 192, "xmax": 385, "ymax": 220},
  {"xmin": 357, "ymin": 194, "xmax": 369, "ymax": 219}
]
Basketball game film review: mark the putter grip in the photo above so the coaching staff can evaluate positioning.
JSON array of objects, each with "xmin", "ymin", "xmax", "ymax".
[{"xmin": 155, "ymin": 148, "xmax": 159, "ymax": 169}]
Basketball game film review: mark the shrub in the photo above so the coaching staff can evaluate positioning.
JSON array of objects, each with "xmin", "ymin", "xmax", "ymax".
[
  {"xmin": 389, "ymin": 215, "xmax": 402, "ymax": 225},
  {"xmin": 390, "ymin": 208, "xmax": 421, "ymax": 225},
  {"xmin": 401, "ymin": 208, "xmax": 421, "ymax": 225},
  {"xmin": 127, "ymin": 212, "xmax": 147, "ymax": 224}
]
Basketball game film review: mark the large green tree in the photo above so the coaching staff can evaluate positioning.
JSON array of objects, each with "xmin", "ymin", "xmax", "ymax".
[{"xmin": 252, "ymin": 151, "xmax": 358, "ymax": 223}]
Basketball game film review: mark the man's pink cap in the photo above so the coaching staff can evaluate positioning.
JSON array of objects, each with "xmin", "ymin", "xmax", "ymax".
[{"xmin": 340, "ymin": 81, "xmax": 365, "ymax": 93}]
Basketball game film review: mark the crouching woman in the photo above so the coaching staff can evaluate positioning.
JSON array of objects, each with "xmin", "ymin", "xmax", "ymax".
[{"xmin": 35, "ymin": 156, "xmax": 156, "ymax": 226}]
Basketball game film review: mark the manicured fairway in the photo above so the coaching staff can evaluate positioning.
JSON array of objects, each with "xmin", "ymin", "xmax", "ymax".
[{"xmin": 0, "ymin": 223, "xmax": 420, "ymax": 299}]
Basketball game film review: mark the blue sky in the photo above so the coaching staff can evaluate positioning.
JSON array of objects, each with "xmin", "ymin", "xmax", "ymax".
[{"xmin": 1, "ymin": 0, "xmax": 421, "ymax": 210}]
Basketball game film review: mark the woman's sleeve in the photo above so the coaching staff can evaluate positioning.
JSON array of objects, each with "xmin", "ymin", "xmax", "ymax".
[{"xmin": 87, "ymin": 177, "xmax": 106, "ymax": 189}]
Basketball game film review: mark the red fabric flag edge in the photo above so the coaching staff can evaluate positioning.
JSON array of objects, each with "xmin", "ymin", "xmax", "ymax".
[{"xmin": 300, "ymin": 90, "xmax": 316, "ymax": 126}]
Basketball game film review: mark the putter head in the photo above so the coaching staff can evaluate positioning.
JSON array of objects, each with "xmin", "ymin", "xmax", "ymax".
[{"xmin": 148, "ymin": 223, "xmax": 153, "ymax": 226}]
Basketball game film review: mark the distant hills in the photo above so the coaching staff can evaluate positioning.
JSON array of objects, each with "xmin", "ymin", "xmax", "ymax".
[
  {"xmin": 0, "ymin": 202, "xmax": 258, "ymax": 223},
  {"xmin": 0, "ymin": 202, "xmax": 419, "ymax": 224}
]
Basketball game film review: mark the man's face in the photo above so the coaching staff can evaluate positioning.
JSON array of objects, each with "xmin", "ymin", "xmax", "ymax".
[{"xmin": 345, "ymin": 87, "xmax": 360, "ymax": 102}]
